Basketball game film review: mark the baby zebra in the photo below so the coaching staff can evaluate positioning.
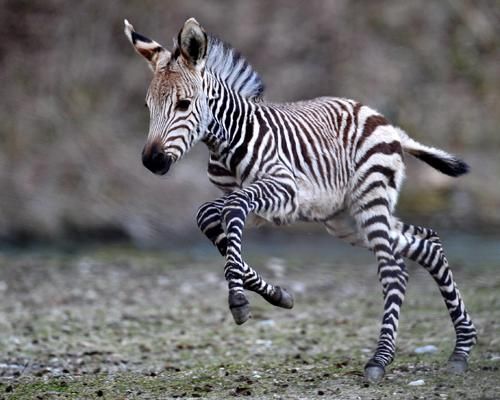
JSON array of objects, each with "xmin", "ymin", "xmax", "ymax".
[{"xmin": 124, "ymin": 18, "xmax": 476, "ymax": 382}]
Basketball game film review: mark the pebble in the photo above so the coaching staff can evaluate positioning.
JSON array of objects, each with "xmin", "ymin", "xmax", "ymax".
[
  {"xmin": 257, "ymin": 319, "xmax": 276, "ymax": 328},
  {"xmin": 266, "ymin": 257, "xmax": 286, "ymax": 278},
  {"xmin": 408, "ymin": 379, "xmax": 425, "ymax": 386},
  {"xmin": 414, "ymin": 345, "xmax": 438, "ymax": 354},
  {"xmin": 290, "ymin": 282, "xmax": 306, "ymax": 294},
  {"xmin": 255, "ymin": 339, "xmax": 273, "ymax": 348}
]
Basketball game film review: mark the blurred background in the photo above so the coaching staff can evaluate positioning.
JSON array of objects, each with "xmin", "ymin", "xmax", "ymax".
[{"xmin": 0, "ymin": 0, "xmax": 499, "ymax": 247}]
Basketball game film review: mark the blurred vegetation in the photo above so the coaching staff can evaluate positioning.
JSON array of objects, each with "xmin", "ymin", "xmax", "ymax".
[{"xmin": 0, "ymin": 0, "xmax": 499, "ymax": 245}]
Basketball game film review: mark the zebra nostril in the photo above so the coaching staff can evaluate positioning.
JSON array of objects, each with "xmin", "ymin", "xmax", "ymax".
[
  {"xmin": 151, "ymin": 151, "xmax": 165, "ymax": 164},
  {"xmin": 142, "ymin": 145, "xmax": 171, "ymax": 175}
]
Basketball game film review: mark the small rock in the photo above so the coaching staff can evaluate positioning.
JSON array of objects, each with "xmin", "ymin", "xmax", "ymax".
[
  {"xmin": 138, "ymin": 344, "xmax": 151, "ymax": 353},
  {"xmin": 414, "ymin": 345, "xmax": 438, "ymax": 354},
  {"xmin": 158, "ymin": 275, "xmax": 171, "ymax": 286},
  {"xmin": 266, "ymin": 257, "xmax": 286, "ymax": 278},
  {"xmin": 255, "ymin": 339, "xmax": 272, "ymax": 348},
  {"xmin": 408, "ymin": 379, "xmax": 425, "ymax": 386},
  {"xmin": 257, "ymin": 319, "xmax": 276, "ymax": 328},
  {"xmin": 233, "ymin": 386, "xmax": 252, "ymax": 396},
  {"xmin": 290, "ymin": 282, "xmax": 306, "ymax": 294}
]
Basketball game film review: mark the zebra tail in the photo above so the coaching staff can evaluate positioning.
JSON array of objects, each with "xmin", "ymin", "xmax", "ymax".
[{"xmin": 396, "ymin": 128, "xmax": 470, "ymax": 177}]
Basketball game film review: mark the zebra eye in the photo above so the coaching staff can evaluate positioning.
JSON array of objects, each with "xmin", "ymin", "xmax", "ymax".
[{"xmin": 175, "ymin": 99, "xmax": 191, "ymax": 112}]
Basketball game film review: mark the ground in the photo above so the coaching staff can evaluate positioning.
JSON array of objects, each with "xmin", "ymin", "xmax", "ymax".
[{"xmin": 0, "ymin": 232, "xmax": 498, "ymax": 399}]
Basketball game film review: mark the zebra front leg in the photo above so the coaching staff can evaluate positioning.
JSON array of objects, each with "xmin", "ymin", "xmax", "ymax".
[
  {"xmin": 394, "ymin": 223, "xmax": 477, "ymax": 373},
  {"xmin": 242, "ymin": 262, "xmax": 294, "ymax": 309},
  {"xmin": 196, "ymin": 199, "xmax": 294, "ymax": 314},
  {"xmin": 221, "ymin": 176, "xmax": 298, "ymax": 324},
  {"xmin": 221, "ymin": 193, "xmax": 252, "ymax": 324}
]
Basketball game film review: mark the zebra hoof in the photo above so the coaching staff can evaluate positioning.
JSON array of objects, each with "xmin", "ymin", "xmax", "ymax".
[
  {"xmin": 263, "ymin": 286, "xmax": 294, "ymax": 309},
  {"xmin": 229, "ymin": 293, "xmax": 251, "ymax": 325},
  {"xmin": 447, "ymin": 354, "xmax": 468, "ymax": 374},
  {"xmin": 364, "ymin": 363, "xmax": 385, "ymax": 383}
]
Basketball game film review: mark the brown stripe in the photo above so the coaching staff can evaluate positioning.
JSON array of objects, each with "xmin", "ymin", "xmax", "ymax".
[
  {"xmin": 354, "ymin": 140, "xmax": 403, "ymax": 170},
  {"xmin": 356, "ymin": 114, "xmax": 389, "ymax": 153},
  {"xmin": 355, "ymin": 164, "xmax": 397, "ymax": 190}
]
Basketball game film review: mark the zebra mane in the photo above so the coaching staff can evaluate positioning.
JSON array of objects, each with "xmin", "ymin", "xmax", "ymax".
[{"xmin": 174, "ymin": 34, "xmax": 265, "ymax": 100}]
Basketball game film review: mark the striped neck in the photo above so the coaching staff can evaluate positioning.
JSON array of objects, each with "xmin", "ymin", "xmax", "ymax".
[{"xmin": 202, "ymin": 75, "xmax": 255, "ymax": 156}]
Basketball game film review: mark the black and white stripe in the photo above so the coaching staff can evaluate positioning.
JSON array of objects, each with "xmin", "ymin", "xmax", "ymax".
[{"xmin": 126, "ymin": 18, "xmax": 476, "ymax": 382}]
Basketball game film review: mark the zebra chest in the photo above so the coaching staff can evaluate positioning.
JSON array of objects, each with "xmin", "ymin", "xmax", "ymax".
[
  {"xmin": 206, "ymin": 151, "xmax": 262, "ymax": 192},
  {"xmin": 206, "ymin": 157, "xmax": 247, "ymax": 192}
]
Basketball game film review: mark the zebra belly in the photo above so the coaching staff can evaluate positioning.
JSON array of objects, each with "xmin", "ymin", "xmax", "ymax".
[
  {"xmin": 250, "ymin": 178, "xmax": 347, "ymax": 225},
  {"xmin": 295, "ymin": 179, "xmax": 347, "ymax": 223}
]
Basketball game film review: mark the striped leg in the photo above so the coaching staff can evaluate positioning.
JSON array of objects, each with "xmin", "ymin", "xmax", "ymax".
[
  {"xmin": 352, "ymin": 198, "xmax": 408, "ymax": 382},
  {"xmin": 221, "ymin": 176, "xmax": 298, "ymax": 324},
  {"xmin": 196, "ymin": 198, "xmax": 293, "ymax": 321},
  {"xmin": 393, "ymin": 222, "xmax": 477, "ymax": 373}
]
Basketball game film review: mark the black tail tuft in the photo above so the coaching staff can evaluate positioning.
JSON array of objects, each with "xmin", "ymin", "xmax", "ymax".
[{"xmin": 411, "ymin": 150, "xmax": 470, "ymax": 177}]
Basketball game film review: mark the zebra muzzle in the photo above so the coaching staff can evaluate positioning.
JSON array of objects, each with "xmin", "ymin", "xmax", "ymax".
[{"xmin": 142, "ymin": 146, "xmax": 172, "ymax": 175}]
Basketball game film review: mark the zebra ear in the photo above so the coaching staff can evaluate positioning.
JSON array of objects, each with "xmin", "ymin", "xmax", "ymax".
[
  {"xmin": 124, "ymin": 19, "xmax": 171, "ymax": 71},
  {"xmin": 178, "ymin": 18, "xmax": 207, "ymax": 68}
]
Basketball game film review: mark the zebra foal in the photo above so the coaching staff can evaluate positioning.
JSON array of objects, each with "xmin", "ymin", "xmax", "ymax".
[{"xmin": 124, "ymin": 18, "xmax": 477, "ymax": 382}]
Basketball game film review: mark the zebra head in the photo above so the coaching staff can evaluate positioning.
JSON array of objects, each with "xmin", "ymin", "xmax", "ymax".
[{"xmin": 125, "ymin": 18, "xmax": 210, "ymax": 175}]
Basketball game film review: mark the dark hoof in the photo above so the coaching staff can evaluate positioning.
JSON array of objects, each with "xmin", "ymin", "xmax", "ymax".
[
  {"xmin": 229, "ymin": 293, "xmax": 251, "ymax": 325},
  {"xmin": 263, "ymin": 286, "xmax": 294, "ymax": 309},
  {"xmin": 364, "ymin": 363, "xmax": 385, "ymax": 383},
  {"xmin": 447, "ymin": 354, "xmax": 468, "ymax": 374}
]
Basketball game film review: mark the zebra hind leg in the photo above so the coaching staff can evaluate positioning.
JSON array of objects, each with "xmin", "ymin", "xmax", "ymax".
[
  {"xmin": 196, "ymin": 199, "xmax": 293, "ymax": 317},
  {"xmin": 394, "ymin": 222, "xmax": 477, "ymax": 373},
  {"xmin": 350, "ymin": 199, "xmax": 408, "ymax": 382}
]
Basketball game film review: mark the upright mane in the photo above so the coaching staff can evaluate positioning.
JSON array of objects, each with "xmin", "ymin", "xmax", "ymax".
[
  {"xmin": 174, "ymin": 34, "xmax": 265, "ymax": 100},
  {"xmin": 205, "ymin": 35, "xmax": 265, "ymax": 100}
]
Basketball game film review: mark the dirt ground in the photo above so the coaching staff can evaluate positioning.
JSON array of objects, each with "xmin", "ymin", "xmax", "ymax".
[{"xmin": 0, "ymin": 233, "xmax": 498, "ymax": 399}]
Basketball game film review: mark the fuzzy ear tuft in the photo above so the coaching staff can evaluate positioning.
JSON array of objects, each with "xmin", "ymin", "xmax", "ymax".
[
  {"xmin": 124, "ymin": 19, "xmax": 170, "ymax": 71},
  {"xmin": 178, "ymin": 18, "xmax": 207, "ymax": 67}
]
